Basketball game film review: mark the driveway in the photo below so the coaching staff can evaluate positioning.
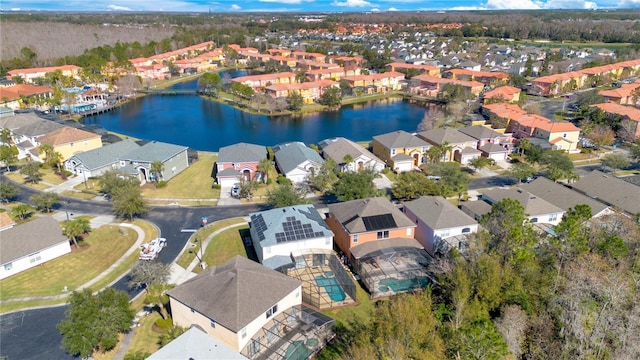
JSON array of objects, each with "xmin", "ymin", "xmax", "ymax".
[
  {"xmin": 217, "ymin": 185, "xmax": 241, "ymax": 206},
  {"xmin": 373, "ymin": 173, "xmax": 393, "ymax": 190}
]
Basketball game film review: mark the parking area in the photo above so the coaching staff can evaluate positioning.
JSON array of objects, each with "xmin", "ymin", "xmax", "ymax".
[{"xmin": 217, "ymin": 184, "xmax": 241, "ymax": 206}]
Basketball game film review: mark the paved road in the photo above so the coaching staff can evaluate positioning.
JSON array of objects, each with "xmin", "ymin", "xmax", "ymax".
[
  {"xmin": 0, "ymin": 175, "xmax": 267, "ymax": 360},
  {"xmin": 468, "ymin": 175, "xmax": 515, "ymax": 190}
]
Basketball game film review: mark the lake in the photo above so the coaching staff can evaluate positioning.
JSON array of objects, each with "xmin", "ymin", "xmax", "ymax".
[{"xmin": 83, "ymin": 78, "xmax": 431, "ymax": 151}]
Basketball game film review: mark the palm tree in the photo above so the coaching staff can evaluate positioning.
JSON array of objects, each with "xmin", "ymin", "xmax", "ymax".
[
  {"xmin": 427, "ymin": 146, "xmax": 444, "ymax": 164},
  {"xmin": 257, "ymin": 158, "xmax": 274, "ymax": 183},
  {"xmin": 342, "ymin": 154, "xmax": 354, "ymax": 171},
  {"xmin": 62, "ymin": 218, "xmax": 91, "ymax": 249},
  {"xmin": 49, "ymin": 151, "xmax": 63, "ymax": 172},
  {"xmin": 145, "ymin": 283, "xmax": 174, "ymax": 319},
  {"xmin": 150, "ymin": 160, "xmax": 164, "ymax": 183},
  {"xmin": 518, "ymin": 138, "xmax": 532, "ymax": 156},
  {"xmin": 39, "ymin": 143, "xmax": 54, "ymax": 166},
  {"xmin": 439, "ymin": 142, "xmax": 453, "ymax": 162}
]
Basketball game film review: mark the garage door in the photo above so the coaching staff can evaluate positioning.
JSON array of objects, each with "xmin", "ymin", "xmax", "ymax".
[{"xmin": 218, "ymin": 177, "xmax": 239, "ymax": 187}]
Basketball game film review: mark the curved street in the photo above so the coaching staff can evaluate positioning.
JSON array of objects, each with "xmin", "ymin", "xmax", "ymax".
[{"xmin": 0, "ymin": 175, "xmax": 266, "ymax": 360}]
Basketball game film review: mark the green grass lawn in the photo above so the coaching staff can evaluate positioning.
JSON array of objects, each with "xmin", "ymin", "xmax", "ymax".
[
  {"xmin": 61, "ymin": 190, "xmax": 98, "ymax": 200},
  {"xmin": 141, "ymin": 154, "xmax": 220, "ymax": 201},
  {"xmin": 193, "ymin": 225, "xmax": 250, "ymax": 273},
  {"xmin": 126, "ymin": 311, "xmax": 163, "ymax": 357},
  {"xmin": 0, "ymin": 225, "xmax": 136, "ymax": 301},
  {"xmin": 175, "ymin": 218, "xmax": 247, "ymax": 269},
  {"xmin": 322, "ymin": 280, "xmax": 376, "ymax": 331}
]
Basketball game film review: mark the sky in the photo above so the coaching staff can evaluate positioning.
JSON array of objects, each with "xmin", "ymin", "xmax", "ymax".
[{"xmin": 2, "ymin": 0, "xmax": 640, "ymax": 13}]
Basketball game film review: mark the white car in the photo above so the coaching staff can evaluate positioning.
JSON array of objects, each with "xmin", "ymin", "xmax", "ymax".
[{"xmin": 231, "ymin": 184, "xmax": 240, "ymax": 198}]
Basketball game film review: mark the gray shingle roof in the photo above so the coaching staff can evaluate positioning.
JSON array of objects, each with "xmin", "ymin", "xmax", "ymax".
[
  {"xmin": 479, "ymin": 143, "xmax": 508, "ymax": 153},
  {"xmin": 0, "ymin": 216, "xmax": 68, "ymax": 265},
  {"xmin": 328, "ymin": 197, "xmax": 415, "ymax": 234},
  {"xmin": 249, "ymin": 205, "xmax": 333, "ymax": 246},
  {"xmin": 373, "ymin": 130, "xmax": 429, "ymax": 149},
  {"xmin": 571, "ymin": 170, "xmax": 640, "ymax": 215},
  {"xmin": 119, "ymin": 141, "xmax": 188, "ymax": 163},
  {"xmin": 404, "ymin": 196, "xmax": 477, "ymax": 230},
  {"xmin": 459, "ymin": 125, "xmax": 506, "ymax": 140},
  {"xmin": 481, "ymin": 188, "xmax": 564, "ymax": 217},
  {"xmin": 66, "ymin": 140, "xmax": 140, "ymax": 171},
  {"xmin": 216, "ymin": 167, "xmax": 242, "ymax": 177},
  {"xmin": 0, "ymin": 112, "xmax": 42, "ymax": 131},
  {"xmin": 274, "ymin": 142, "xmax": 324, "ymax": 174},
  {"xmin": 217, "ymin": 142, "xmax": 266, "ymax": 163},
  {"xmin": 322, "ymin": 137, "xmax": 383, "ymax": 166},
  {"xmin": 520, "ymin": 177, "xmax": 609, "ymax": 216},
  {"xmin": 460, "ymin": 200, "xmax": 493, "ymax": 220},
  {"xmin": 167, "ymin": 256, "xmax": 301, "ymax": 333},
  {"xmin": 147, "ymin": 327, "xmax": 247, "ymax": 360},
  {"xmin": 13, "ymin": 118, "xmax": 64, "ymax": 137},
  {"xmin": 417, "ymin": 127, "xmax": 477, "ymax": 146}
]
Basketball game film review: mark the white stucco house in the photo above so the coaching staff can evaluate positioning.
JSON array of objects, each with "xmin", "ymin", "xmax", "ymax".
[
  {"xmin": 403, "ymin": 196, "xmax": 479, "ymax": 256},
  {"xmin": 274, "ymin": 142, "xmax": 324, "ymax": 183},
  {"xmin": 249, "ymin": 205, "xmax": 334, "ymax": 269},
  {"xmin": 0, "ymin": 216, "xmax": 71, "ymax": 280},
  {"xmin": 319, "ymin": 137, "xmax": 385, "ymax": 173}
]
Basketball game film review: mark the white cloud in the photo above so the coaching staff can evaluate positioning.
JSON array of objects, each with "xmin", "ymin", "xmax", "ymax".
[
  {"xmin": 544, "ymin": 0, "xmax": 598, "ymax": 8},
  {"xmin": 371, "ymin": 7, "xmax": 381, "ymax": 11},
  {"xmin": 485, "ymin": 0, "xmax": 542, "ymax": 9},
  {"xmin": 450, "ymin": 6, "xmax": 486, "ymax": 9},
  {"xmin": 618, "ymin": 0, "xmax": 640, "ymax": 7},
  {"xmin": 258, "ymin": 0, "xmax": 309, "ymax": 3},
  {"xmin": 388, "ymin": 6, "xmax": 398, "ymax": 10},
  {"xmin": 332, "ymin": 0, "xmax": 372, "ymax": 7},
  {"xmin": 230, "ymin": 4, "xmax": 241, "ymax": 10},
  {"xmin": 107, "ymin": 4, "xmax": 133, "ymax": 11},
  {"xmin": 484, "ymin": 0, "xmax": 600, "ymax": 9}
]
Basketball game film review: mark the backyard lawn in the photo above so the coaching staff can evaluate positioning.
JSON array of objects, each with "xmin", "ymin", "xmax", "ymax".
[
  {"xmin": 193, "ymin": 225, "xmax": 250, "ymax": 274},
  {"xmin": 0, "ymin": 225, "xmax": 136, "ymax": 301},
  {"xmin": 141, "ymin": 153, "xmax": 219, "ymax": 202}
]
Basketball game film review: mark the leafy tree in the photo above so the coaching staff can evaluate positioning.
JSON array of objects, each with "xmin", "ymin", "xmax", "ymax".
[
  {"xmin": 318, "ymin": 86, "xmax": 342, "ymax": 108},
  {"xmin": 0, "ymin": 144, "xmax": 18, "ymax": 171},
  {"xmin": 10, "ymin": 203, "xmax": 33, "ymax": 220},
  {"xmin": 19, "ymin": 162, "xmax": 43, "ymax": 183},
  {"xmin": 448, "ymin": 319, "xmax": 509, "ymax": 360},
  {"xmin": 238, "ymin": 179, "xmax": 259, "ymax": 199},
  {"xmin": 0, "ymin": 182, "xmax": 18, "ymax": 202},
  {"xmin": 150, "ymin": 160, "xmax": 164, "ymax": 183},
  {"xmin": 431, "ymin": 162, "xmax": 470, "ymax": 203},
  {"xmin": 540, "ymin": 150, "xmax": 575, "ymax": 181},
  {"xmin": 575, "ymin": 89, "xmax": 604, "ymax": 109},
  {"xmin": 631, "ymin": 141, "xmax": 640, "ymax": 162},
  {"xmin": 427, "ymin": 145, "xmax": 445, "ymax": 163},
  {"xmin": 307, "ymin": 158, "xmax": 338, "ymax": 193},
  {"xmin": 468, "ymin": 157, "xmax": 495, "ymax": 173},
  {"xmin": 39, "ymin": 143, "xmax": 54, "ymax": 166},
  {"xmin": 99, "ymin": 170, "xmax": 135, "ymax": 197},
  {"xmin": 111, "ymin": 179, "xmax": 147, "ymax": 220},
  {"xmin": 601, "ymin": 153, "xmax": 630, "ymax": 174},
  {"xmin": 145, "ymin": 283, "xmax": 175, "ymax": 320},
  {"xmin": 585, "ymin": 124, "xmax": 615, "ymax": 147},
  {"xmin": 287, "ymin": 91, "xmax": 303, "ymax": 111},
  {"xmin": 124, "ymin": 351, "xmax": 151, "ymax": 360},
  {"xmin": 391, "ymin": 171, "xmax": 439, "ymax": 201},
  {"xmin": 554, "ymin": 204, "xmax": 592, "ymax": 258},
  {"xmin": 481, "ymin": 199, "xmax": 536, "ymax": 263},
  {"xmin": 159, "ymin": 326, "xmax": 187, "ymax": 346},
  {"xmin": 341, "ymin": 154, "xmax": 354, "ymax": 170},
  {"xmin": 507, "ymin": 162, "xmax": 535, "ymax": 182},
  {"xmin": 57, "ymin": 288, "xmax": 135, "ymax": 358},
  {"xmin": 197, "ymin": 72, "xmax": 222, "ymax": 93},
  {"xmin": 332, "ymin": 169, "xmax": 379, "ymax": 201},
  {"xmin": 257, "ymin": 158, "xmax": 274, "ymax": 183},
  {"xmin": 49, "ymin": 151, "xmax": 63, "ymax": 172},
  {"xmin": 267, "ymin": 184, "xmax": 309, "ymax": 208},
  {"xmin": 62, "ymin": 218, "xmax": 91, "ymax": 249},
  {"xmin": 30, "ymin": 192, "xmax": 59, "ymax": 213},
  {"xmin": 129, "ymin": 261, "xmax": 170, "ymax": 290},
  {"xmin": 438, "ymin": 83, "xmax": 474, "ymax": 102}
]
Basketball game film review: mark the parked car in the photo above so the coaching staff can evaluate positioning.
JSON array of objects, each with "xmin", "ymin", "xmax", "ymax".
[{"xmin": 231, "ymin": 184, "xmax": 240, "ymax": 198}]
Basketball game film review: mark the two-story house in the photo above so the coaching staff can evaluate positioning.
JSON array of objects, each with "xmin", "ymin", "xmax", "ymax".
[
  {"xmin": 458, "ymin": 125, "xmax": 513, "ymax": 161},
  {"xmin": 417, "ymin": 127, "xmax": 480, "ymax": 164},
  {"xmin": 372, "ymin": 130, "xmax": 430, "ymax": 172},
  {"xmin": 37, "ymin": 126, "xmax": 103, "ymax": 162},
  {"xmin": 215, "ymin": 142, "xmax": 266, "ymax": 187},
  {"xmin": 274, "ymin": 142, "xmax": 324, "ymax": 183},
  {"xmin": 320, "ymin": 137, "xmax": 385, "ymax": 173}
]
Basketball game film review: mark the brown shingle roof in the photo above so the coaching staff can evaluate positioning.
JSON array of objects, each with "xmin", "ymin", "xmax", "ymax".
[
  {"xmin": 38, "ymin": 126, "xmax": 100, "ymax": 146},
  {"xmin": 167, "ymin": 256, "xmax": 301, "ymax": 333},
  {"xmin": 0, "ymin": 212, "xmax": 16, "ymax": 230}
]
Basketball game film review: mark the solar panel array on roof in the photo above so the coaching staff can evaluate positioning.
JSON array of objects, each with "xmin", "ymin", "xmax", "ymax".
[
  {"xmin": 251, "ymin": 215, "xmax": 268, "ymax": 241},
  {"xmin": 362, "ymin": 214, "xmax": 397, "ymax": 232},
  {"xmin": 275, "ymin": 217, "xmax": 325, "ymax": 243}
]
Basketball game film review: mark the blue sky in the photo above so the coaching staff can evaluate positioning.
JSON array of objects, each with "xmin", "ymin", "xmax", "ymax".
[{"xmin": 2, "ymin": 0, "xmax": 639, "ymax": 12}]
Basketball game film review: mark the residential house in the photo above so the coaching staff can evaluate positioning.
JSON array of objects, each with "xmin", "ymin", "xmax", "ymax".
[
  {"xmin": 410, "ymin": 75, "xmax": 484, "ymax": 97},
  {"xmin": 7, "ymin": 65, "xmax": 82, "ymax": 84},
  {"xmin": 372, "ymin": 130, "xmax": 430, "ymax": 172},
  {"xmin": 591, "ymin": 103, "xmax": 640, "ymax": 140},
  {"xmin": 0, "ymin": 84, "xmax": 53, "ymax": 110},
  {"xmin": 403, "ymin": 196, "xmax": 479, "ymax": 256},
  {"xmin": 443, "ymin": 69, "xmax": 509, "ymax": 87},
  {"xmin": 326, "ymin": 197, "xmax": 430, "ymax": 298},
  {"xmin": 274, "ymin": 142, "xmax": 324, "ymax": 183},
  {"xmin": 64, "ymin": 139, "xmax": 141, "ymax": 178},
  {"xmin": 37, "ymin": 126, "xmax": 102, "ymax": 162},
  {"xmin": 473, "ymin": 188, "xmax": 565, "ymax": 225},
  {"xmin": 305, "ymin": 67, "xmax": 358, "ymax": 82},
  {"xmin": 457, "ymin": 61, "xmax": 482, "ymax": 71},
  {"xmin": 385, "ymin": 62, "xmax": 441, "ymax": 77},
  {"xmin": 341, "ymin": 72, "xmax": 405, "ymax": 94},
  {"xmin": 571, "ymin": 170, "xmax": 640, "ymax": 216},
  {"xmin": 231, "ymin": 72, "xmax": 297, "ymax": 90},
  {"xmin": 483, "ymin": 86, "xmax": 522, "ymax": 103},
  {"xmin": 0, "ymin": 212, "xmax": 16, "ymax": 232},
  {"xmin": 118, "ymin": 141, "xmax": 189, "ymax": 183},
  {"xmin": 265, "ymin": 80, "xmax": 337, "ymax": 104},
  {"xmin": 417, "ymin": 127, "xmax": 480, "ymax": 164},
  {"xmin": 458, "ymin": 125, "xmax": 513, "ymax": 160},
  {"xmin": 11, "ymin": 118, "xmax": 65, "ymax": 160},
  {"xmin": 167, "ymin": 256, "xmax": 334, "ymax": 360},
  {"xmin": 326, "ymin": 197, "xmax": 416, "ymax": 260},
  {"xmin": 215, "ymin": 143, "xmax": 266, "ymax": 187},
  {"xmin": 249, "ymin": 205, "xmax": 334, "ymax": 268},
  {"xmin": 508, "ymin": 114, "xmax": 581, "ymax": 152},
  {"xmin": 520, "ymin": 177, "xmax": 612, "ymax": 218},
  {"xmin": 320, "ymin": 137, "xmax": 385, "ymax": 172},
  {"xmin": 147, "ymin": 327, "xmax": 248, "ymax": 360},
  {"xmin": 0, "ymin": 216, "xmax": 71, "ymax": 280},
  {"xmin": 599, "ymin": 80, "xmax": 640, "ymax": 106}
]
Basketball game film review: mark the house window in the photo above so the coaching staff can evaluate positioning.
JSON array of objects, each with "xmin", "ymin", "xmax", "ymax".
[
  {"xmin": 266, "ymin": 304, "xmax": 278, "ymax": 318},
  {"xmin": 422, "ymin": 146, "xmax": 428, "ymax": 153},
  {"xmin": 4, "ymin": 263, "xmax": 12, "ymax": 271},
  {"xmin": 84, "ymin": 140, "xmax": 88, "ymax": 146},
  {"xmin": 462, "ymin": 227, "xmax": 471, "ymax": 233},
  {"xmin": 441, "ymin": 230, "xmax": 450, "ymax": 237},
  {"xmin": 241, "ymin": 328, "xmax": 247, "ymax": 339},
  {"xmin": 531, "ymin": 218, "xmax": 538, "ymax": 223},
  {"xmin": 391, "ymin": 148, "xmax": 396, "ymax": 155},
  {"xmin": 172, "ymin": 166, "xmax": 176, "ymax": 174},
  {"xmin": 353, "ymin": 234, "xmax": 358, "ymax": 243},
  {"xmin": 190, "ymin": 308, "xmax": 195, "ymax": 313},
  {"xmin": 376, "ymin": 230, "xmax": 389, "ymax": 239},
  {"xmin": 563, "ymin": 133, "xmax": 567, "ymax": 138},
  {"xmin": 29, "ymin": 253, "xmax": 42, "ymax": 264},
  {"xmin": 210, "ymin": 320, "xmax": 216, "ymax": 328},
  {"xmin": 549, "ymin": 213, "xmax": 558, "ymax": 222},
  {"xmin": 406, "ymin": 228, "xmax": 412, "ymax": 236}
]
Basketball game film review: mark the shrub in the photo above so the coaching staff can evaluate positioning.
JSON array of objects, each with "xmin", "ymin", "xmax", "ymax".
[
  {"xmin": 267, "ymin": 146, "xmax": 275, "ymax": 161},
  {"xmin": 277, "ymin": 175, "xmax": 291, "ymax": 185},
  {"xmin": 155, "ymin": 317, "xmax": 173, "ymax": 330},
  {"xmin": 266, "ymin": 178, "xmax": 273, "ymax": 185},
  {"xmin": 62, "ymin": 169, "xmax": 72, "ymax": 177},
  {"xmin": 155, "ymin": 181, "xmax": 167, "ymax": 188},
  {"xmin": 211, "ymin": 183, "xmax": 221, "ymax": 189}
]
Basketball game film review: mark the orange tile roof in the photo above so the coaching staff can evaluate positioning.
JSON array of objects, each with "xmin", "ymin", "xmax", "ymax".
[
  {"xmin": 599, "ymin": 81, "xmax": 640, "ymax": 99},
  {"xmin": 386, "ymin": 62, "xmax": 439, "ymax": 72},
  {"xmin": 7, "ymin": 65, "xmax": 81, "ymax": 76},
  {"xmin": 591, "ymin": 102, "xmax": 640, "ymax": 122},
  {"xmin": 0, "ymin": 84, "xmax": 53, "ymax": 100},
  {"xmin": 266, "ymin": 80, "xmax": 336, "ymax": 91},
  {"xmin": 446, "ymin": 68, "xmax": 509, "ymax": 79},
  {"xmin": 532, "ymin": 58, "xmax": 640, "ymax": 86},
  {"xmin": 0, "ymin": 212, "xmax": 16, "ymax": 230},
  {"xmin": 343, "ymin": 71, "xmax": 405, "ymax": 81},
  {"xmin": 412, "ymin": 74, "xmax": 483, "ymax": 88},
  {"xmin": 306, "ymin": 67, "xmax": 346, "ymax": 76},
  {"xmin": 38, "ymin": 127, "xmax": 100, "ymax": 146},
  {"xmin": 483, "ymin": 86, "xmax": 521, "ymax": 100},
  {"xmin": 232, "ymin": 72, "xmax": 296, "ymax": 83}
]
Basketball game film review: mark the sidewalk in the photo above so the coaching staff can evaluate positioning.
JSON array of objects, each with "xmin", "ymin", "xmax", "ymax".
[
  {"xmin": 0, "ymin": 222, "xmax": 145, "ymax": 303},
  {"xmin": 43, "ymin": 175, "xmax": 85, "ymax": 194},
  {"xmin": 168, "ymin": 218, "xmax": 250, "ymax": 285}
]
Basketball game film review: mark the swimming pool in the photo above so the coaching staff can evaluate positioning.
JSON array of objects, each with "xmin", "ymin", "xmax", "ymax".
[
  {"xmin": 315, "ymin": 274, "xmax": 346, "ymax": 302},
  {"xmin": 379, "ymin": 277, "xmax": 429, "ymax": 293},
  {"xmin": 284, "ymin": 340, "xmax": 312, "ymax": 360}
]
